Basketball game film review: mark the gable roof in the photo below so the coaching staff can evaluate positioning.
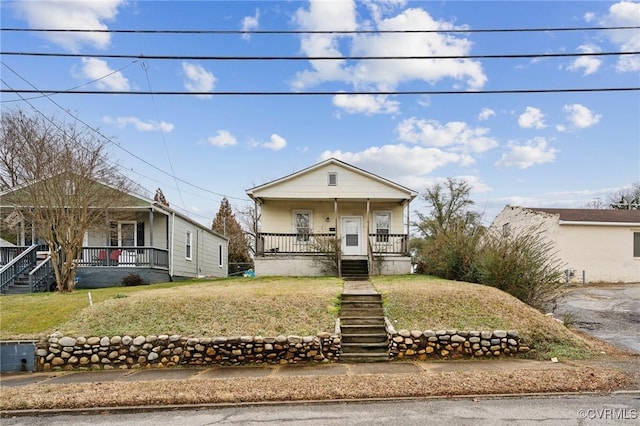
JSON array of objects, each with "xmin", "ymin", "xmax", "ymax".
[
  {"xmin": 246, "ymin": 157, "xmax": 418, "ymax": 201},
  {"xmin": 526, "ymin": 207, "xmax": 640, "ymax": 224}
]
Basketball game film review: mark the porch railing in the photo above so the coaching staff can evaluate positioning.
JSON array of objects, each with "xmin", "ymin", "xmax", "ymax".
[
  {"xmin": 256, "ymin": 233, "xmax": 337, "ymax": 255},
  {"xmin": 0, "ymin": 244, "xmax": 39, "ymax": 293},
  {"xmin": 255, "ymin": 232, "xmax": 409, "ymax": 256},
  {"xmin": 368, "ymin": 234, "xmax": 409, "ymax": 256},
  {"xmin": 76, "ymin": 247, "xmax": 169, "ymax": 269}
]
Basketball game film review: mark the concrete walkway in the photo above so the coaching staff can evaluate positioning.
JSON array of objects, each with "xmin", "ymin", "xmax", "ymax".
[
  {"xmin": 0, "ymin": 359, "xmax": 569, "ymax": 388},
  {"xmin": 342, "ymin": 280, "xmax": 378, "ymax": 295}
]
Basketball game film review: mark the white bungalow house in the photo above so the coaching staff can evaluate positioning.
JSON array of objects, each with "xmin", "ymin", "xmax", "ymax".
[
  {"xmin": 246, "ymin": 158, "xmax": 418, "ymax": 278},
  {"xmin": 491, "ymin": 206, "xmax": 640, "ymax": 283},
  {"xmin": 0, "ymin": 177, "xmax": 228, "ymax": 293}
]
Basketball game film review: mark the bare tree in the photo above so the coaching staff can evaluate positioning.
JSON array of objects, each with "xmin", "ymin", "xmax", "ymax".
[
  {"xmin": 1, "ymin": 110, "xmax": 134, "ymax": 292},
  {"xmin": 608, "ymin": 183, "xmax": 640, "ymax": 210}
]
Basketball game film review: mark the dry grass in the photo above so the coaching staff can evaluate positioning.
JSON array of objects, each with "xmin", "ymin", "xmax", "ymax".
[
  {"xmin": 0, "ymin": 366, "xmax": 629, "ymax": 411},
  {"xmin": 373, "ymin": 275, "xmax": 592, "ymax": 360},
  {"xmin": 58, "ymin": 277, "xmax": 342, "ymax": 337}
]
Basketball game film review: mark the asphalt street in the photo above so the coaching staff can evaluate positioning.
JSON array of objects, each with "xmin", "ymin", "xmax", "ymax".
[{"xmin": 2, "ymin": 393, "xmax": 639, "ymax": 426}]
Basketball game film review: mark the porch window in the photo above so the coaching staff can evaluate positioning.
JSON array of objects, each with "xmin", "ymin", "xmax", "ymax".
[
  {"xmin": 294, "ymin": 211, "xmax": 312, "ymax": 242},
  {"xmin": 374, "ymin": 212, "xmax": 391, "ymax": 242},
  {"xmin": 185, "ymin": 230, "xmax": 192, "ymax": 260},
  {"xmin": 219, "ymin": 244, "xmax": 223, "ymax": 267}
]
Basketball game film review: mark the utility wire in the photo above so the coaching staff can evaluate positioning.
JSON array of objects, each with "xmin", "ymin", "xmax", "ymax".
[
  {"xmin": 3, "ymin": 88, "xmax": 638, "ymax": 96},
  {"xmin": 3, "ymin": 51, "xmax": 637, "ymax": 61},
  {"xmin": 0, "ymin": 62, "xmax": 250, "ymax": 202},
  {"xmin": 2, "ymin": 25, "xmax": 638, "ymax": 34},
  {"xmin": 140, "ymin": 61, "xmax": 189, "ymax": 216}
]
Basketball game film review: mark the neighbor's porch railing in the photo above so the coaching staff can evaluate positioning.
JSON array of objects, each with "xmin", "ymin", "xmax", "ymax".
[
  {"xmin": 76, "ymin": 246, "xmax": 169, "ymax": 269},
  {"xmin": 255, "ymin": 232, "xmax": 409, "ymax": 256}
]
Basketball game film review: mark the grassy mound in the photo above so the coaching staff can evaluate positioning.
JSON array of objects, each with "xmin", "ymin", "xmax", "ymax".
[
  {"xmin": 0, "ymin": 277, "xmax": 342, "ymax": 339},
  {"xmin": 373, "ymin": 275, "xmax": 592, "ymax": 360}
]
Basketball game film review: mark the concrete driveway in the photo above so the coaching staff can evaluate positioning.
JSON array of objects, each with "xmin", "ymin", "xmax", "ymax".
[{"xmin": 552, "ymin": 283, "xmax": 640, "ymax": 354}]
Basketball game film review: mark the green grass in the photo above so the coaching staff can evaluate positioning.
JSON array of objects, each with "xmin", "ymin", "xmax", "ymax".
[
  {"xmin": 0, "ymin": 277, "xmax": 342, "ymax": 339},
  {"xmin": 372, "ymin": 275, "xmax": 592, "ymax": 360},
  {"xmin": 1, "ymin": 274, "xmax": 596, "ymax": 360}
]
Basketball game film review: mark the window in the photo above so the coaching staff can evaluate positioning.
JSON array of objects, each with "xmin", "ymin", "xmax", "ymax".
[
  {"xmin": 375, "ymin": 212, "xmax": 391, "ymax": 242},
  {"xmin": 63, "ymin": 179, "xmax": 76, "ymax": 195},
  {"xmin": 294, "ymin": 211, "xmax": 312, "ymax": 242},
  {"xmin": 185, "ymin": 230, "xmax": 192, "ymax": 260},
  {"xmin": 219, "ymin": 244, "xmax": 223, "ymax": 267},
  {"xmin": 328, "ymin": 172, "xmax": 337, "ymax": 186},
  {"xmin": 634, "ymin": 232, "xmax": 640, "ymax": 258},
  {"xmin": 118, "ymin": 221, "xmax": 137, "ymax": 247}
]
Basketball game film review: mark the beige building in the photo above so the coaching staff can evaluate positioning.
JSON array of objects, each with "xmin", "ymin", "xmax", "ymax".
[
  {"xmin": 246, "ymin": 158, "xmax": 418, "ymax": 278},
  {"xmin": 491, "ymin": 206, "xmax": 640, "ymax": 283}
]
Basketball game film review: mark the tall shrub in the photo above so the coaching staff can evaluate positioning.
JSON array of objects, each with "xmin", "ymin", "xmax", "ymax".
[{"xmin": 477, "ymin": 226, "xmax": 565, "ymax": 310}]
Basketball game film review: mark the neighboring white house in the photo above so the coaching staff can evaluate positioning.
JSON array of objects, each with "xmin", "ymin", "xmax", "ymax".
[
  {"xmin": 1, "ymin": 176, "xmax": 228, "ymax": 291},
  {"xmin": 246, "ymin": 158, "xmax": 418, "ymax": 278},
  {"xmin": 491, "ymin": 206, "xmax": 640, "ymax": 283}
]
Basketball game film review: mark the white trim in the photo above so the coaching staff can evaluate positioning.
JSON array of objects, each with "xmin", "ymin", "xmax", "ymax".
[
  {"xmin": 559, "ymin": 221, "xmax": 640, "ymax": 227},
  {"xmin": 185, "ymin": 229, "xmax": 193, "ymax": 260}
]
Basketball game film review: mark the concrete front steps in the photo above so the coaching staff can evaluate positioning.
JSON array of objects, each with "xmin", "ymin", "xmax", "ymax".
[{"xmin": 340, "ymin": 292, "xmax": 389, "ymax": 362}]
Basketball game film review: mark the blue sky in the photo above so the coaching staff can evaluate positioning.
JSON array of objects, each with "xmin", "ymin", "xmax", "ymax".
[{"xmin": 1, "ymin": 0, "xmax": 639, "ymax": 227}]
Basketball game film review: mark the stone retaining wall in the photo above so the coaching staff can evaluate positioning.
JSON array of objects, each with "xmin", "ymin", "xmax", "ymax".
[
  {"xmin": 36, "ymin": 332, "xmax": 341, "ymax": 371},
  {"xmin": 385, "ymin": 319, "xmax": 529, "ymax": 360}
]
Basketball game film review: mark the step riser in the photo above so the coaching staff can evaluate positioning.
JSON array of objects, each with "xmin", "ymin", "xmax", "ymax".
[
  {"xmin": 340, "ymin": 354, "xmax": 389, "ymax": 363},
  {"xmin": 342, "ymin": 336, "xmax": 388, "ymax": 344},
  {"xmin": 340, "ymin": 310, "xmax": 384, "ymax": 317},
  {"xmin": 341, "ymin": 295, "xmax": 382, "ymax": 302},
  {"xmin": 341, "ymin": 326, "xmax": 387, "ymax": 334},
  {"xmin": 340, "ymin": 302, "xmax": 382, "ymax": 309}
]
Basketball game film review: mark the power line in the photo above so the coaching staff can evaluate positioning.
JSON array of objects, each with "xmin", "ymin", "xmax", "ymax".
[
  {"xmin": 2, "ymin": 25, "xmax": 638, "ymax": 34},
  {"xmin": 0, "ymin": 62, "xmax": 250, "ymax": 203},
  {"xmin": 3, "ymin": 87, "xmax": 639, "ymax": 96},
  {"xmin": 3, "ymin": 51, "xmax": 637, "ymax": 61}
]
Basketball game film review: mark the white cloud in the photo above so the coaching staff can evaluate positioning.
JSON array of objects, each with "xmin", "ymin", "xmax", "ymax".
[
  {"xmin": 12, "ymin": 0, "xmax": 124, "ymax": 52},
  {"xmin": 563, "ymin": 104, "xmax": 602, "ymax": 129},
  {"xmin": 478, "ymin": 108, "xmax": 495, "ymax": 121},
  {"xmin": 207, "ymin": 130, "xmax": 238, "ymax": 147},
  {"xmin": 518, "ymin": 107, "xmax": 546, "ymax": 129},
  {"xmin": 241, "ymin": 9, "xmax": 260, "ymax": 40},
  {"xmin": 567, "ymin": 44, "xmax": 602, "ymax": 75},
  {"xmin": 291, "ymin": 4, "xmax": 487, "ymax": 92},
  {"xmin": 182, "ymin": 62, "xmax": 216, "ymax": 98},
  {"xmin": 319, "ymin": 144, "xmax": 466, "ymax": 179},
  {"xmin": 396, "ymin": 118, "xmax": 498, "ymax": 154},
  {"xmin": 496, "ymin": 137, "xmax": 557, "ymax": 169},
  {"xmin": 332, "ymin": 94, "xmax": 399, "ymax": 115},
  {"xmin": 261, "ymin": 134, "xmax": 287, "ymax": 151},
  {"xmin": 78, "ymin": 58, "xmax": 129, "ymax": 91},
  {"xmin": 583, "ymin": 12, "xmax": 596, "ymax": 22},
  {"xmin": 601, "ymin": 1, "xmax": 640, "ymax": 72},
  {"xmin": 103, "ymin": 116, "xmax": 174, "ymax": 132}
]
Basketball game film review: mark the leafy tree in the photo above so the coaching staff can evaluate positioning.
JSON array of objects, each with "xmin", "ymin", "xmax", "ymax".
[
  {"xmin": 413, "ymin": 178, "xmax": 483, "ymax": 281},
  {"xmin": 414, "ymin": 177, "xmax": 481, "ymax": 238},
  {"xmin": 212, "ymin": 198, "xmax": 251, "ymax": 271},
  {"xmin": 0, "ymin": 109, "xmax": 134, "ymax": 292}
]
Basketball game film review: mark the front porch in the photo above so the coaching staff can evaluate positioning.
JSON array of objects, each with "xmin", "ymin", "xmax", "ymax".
[
  {"xmin": 254, "ymin": 232, "xmax": 412, "ymax": 277},
  {"xmin": 1, "ymin": 245, "xmax": 170, "ymax": 294}
]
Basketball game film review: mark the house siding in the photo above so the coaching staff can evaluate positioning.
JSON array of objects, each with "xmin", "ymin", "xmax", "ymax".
[
  {"xmin": 170, "ymin": 215, "xmax": 227, "ymax": 279},
  {"xmin": 492, "ymin": 206, "xmax": 640, "ymax": 283}
]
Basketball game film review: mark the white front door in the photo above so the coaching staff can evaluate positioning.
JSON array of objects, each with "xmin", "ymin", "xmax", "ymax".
[{"xmin": 341, "ymin": 217, "xmax": 362, "ymax": 256}]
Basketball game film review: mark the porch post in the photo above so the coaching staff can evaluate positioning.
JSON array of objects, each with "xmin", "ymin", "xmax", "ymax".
[
  {"xmin": 334, "ymin": 198, "xmax": 340, "ymax": 277},
  {"xmin": 405, "ymin": 199, "xmax": 410, "ymax": 254},
  {"xmin": 149, "ymin": 207, "xmax": 154, "ymax": 268}
]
